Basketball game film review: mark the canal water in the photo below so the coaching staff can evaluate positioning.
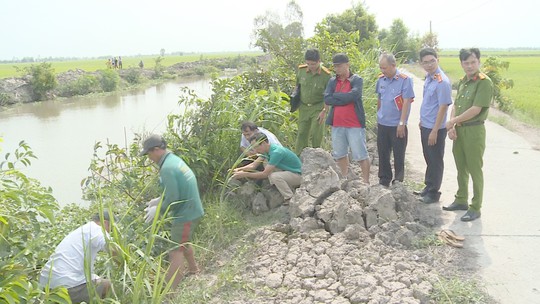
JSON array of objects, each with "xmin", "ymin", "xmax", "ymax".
[{"xmin": 0, "ymin": 77, "xmax": 212, "ymax": 206}]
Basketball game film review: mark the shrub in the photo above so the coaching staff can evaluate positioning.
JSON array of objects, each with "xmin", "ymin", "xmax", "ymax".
[
  {"xmin": 21, "ymin": 62, "xmax": 57, "ymax": 100},
  {"xmin": 153, "ymin": 56, "xmax": 165, "ymax": 79},
  {"xmin": 0, "ymin": 92, "xmax": 11, "ymax": 106},
  {"xmin": 100, "ymin": 69, "xmax": 120, "ymax": 92},
  {"xmin": 194, "ymin": 65, "xmax": 220, "ymax": 76},
  {"xmin": 0, "ymin": 140, "xmax": 71, "ymax": 303},
  {"xmin": 124, "ymin": 68, "xmax": 144, "ymax": 84},
  {"xmin": 57, "ymin": 74, "xmax": 100, "ymax": 97},
  {"xmin": 482, "ymin": 56, "xmax": 514, "ymax": 112}
]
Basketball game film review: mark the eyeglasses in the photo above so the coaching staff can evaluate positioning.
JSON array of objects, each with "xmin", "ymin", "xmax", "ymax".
[{"xmin": 421, "ymin": 59, "xmax": 437, "ymax": 66}]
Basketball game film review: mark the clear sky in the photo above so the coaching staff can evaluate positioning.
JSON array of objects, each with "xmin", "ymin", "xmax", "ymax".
[{"xmin": 1, "ymin": 0, "xmax": 538, "ymax": 60}]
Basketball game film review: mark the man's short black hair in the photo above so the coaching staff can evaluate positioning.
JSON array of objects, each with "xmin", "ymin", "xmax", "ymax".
[
  {"xmin": 249, "ymin": 132, "xmax": 268, "ymax": 144},
  {"xmin": 241, "ymin": 121, "xmax": 258, "ymax": 132},
  {"xmin": 92, "ymin": 210, "xmax": 113, "ymax": 222},
  {"xmin": 459, "ymin": 48, "xmax": 481, "ymax": 62},
  {"xmin": 305, "ymin": 48, "xmax": 320, "ymax": 61},
  {"xmin": 419, "ymin": 47, "xmax": 438, "ymax": 60}
]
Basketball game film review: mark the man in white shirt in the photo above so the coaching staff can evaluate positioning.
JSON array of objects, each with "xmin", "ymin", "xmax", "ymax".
[
  {"xmin": 39, "ymin": 211, "xmax": 113, "ymax": 303},
  {"xmin": 239, "ymin": 121, "xmax": 281, "ymax": 155}
]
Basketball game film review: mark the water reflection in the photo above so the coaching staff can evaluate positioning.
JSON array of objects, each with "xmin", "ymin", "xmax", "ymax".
[{"xmin": 0, "ymin": 77, "xmax": 212, "ymax": 206}]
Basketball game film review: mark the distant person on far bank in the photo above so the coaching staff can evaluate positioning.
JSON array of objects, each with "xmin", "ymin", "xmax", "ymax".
[
  {"xmin": 443, "ymin": 48, "xmax": 493, "ymax": 222},
  {"xmin": 139, "ymin": 134, "xmax": 204, "ymax": 288},
  {"xmin": 39, "ymin": 211, "xmax": 114, "ymax": 303},
  {"xmin": 293, "ymin": 48, "xmax": 332, "ymax": 155},
  {"xmin": 139, "ymin": 60, "xmax": 144, "ymax": 69},
  {"xmin": 232, "ymin": 132, "xmax": 302, "ymax": 203},
  {"xmin": 375, "ymin": 52, "xmax": 415, "ymax": 186},
  {"xmin": 324, "ymin": 53, "xmax": 370, "ymax": 183},
  {"xmin": 416, "ymin": 47, "xmax": 452, "ymax": 204}
]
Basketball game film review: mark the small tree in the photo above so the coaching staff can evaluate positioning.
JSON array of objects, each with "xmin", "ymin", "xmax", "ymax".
[
  {"xmin": 251, "ymin": 0, "xmax": 305, "ymax": 73},
  {"xmin": 380, "ymin": 19, "xmax": 423, "ymax": 62},
  {"xmin": 22, "ymin": 62, "xmax": 58, "ymax": 100},
  {"xmin": 153, "ymin": 56, "xmax": 165, "ymax": 78},
  {"xmin": 421, "ymin": 32, "xmax": 439, "ymax": 50},
  {"xmin": 482, "ymin": 56, "xmax": 514, "ymax": 112},
  {"xmin": 160, "ymin": 48, "xmax": 166, "ymax": 57},
  {"xmin": 315, "ymin": 2, "xmax": 379, "ymax": 51},
  {"xmin": 100, "ymin": 69, "xmax": 120, "ymax": 92}
]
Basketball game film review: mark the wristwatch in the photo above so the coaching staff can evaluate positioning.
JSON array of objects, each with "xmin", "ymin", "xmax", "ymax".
[{"xmin": 399, "ymin": 121, "xmax": 405, "ymax": 126}]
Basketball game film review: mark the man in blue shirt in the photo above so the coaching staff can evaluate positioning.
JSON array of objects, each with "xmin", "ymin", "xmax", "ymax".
[
  {"xmin": 417, "ymin": 48, "xmax": 452, "ymax": 204},
  {"xmin": 375, "ymin": 53, "xmax": 415, "ymax": 186}
]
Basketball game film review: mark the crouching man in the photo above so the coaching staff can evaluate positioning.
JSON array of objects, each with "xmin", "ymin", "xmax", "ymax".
[
  {"xmin": 39, "ymin": 211, "xmax": 114, "ymax": 303},
  {"xmin": 232, "ymin": 133, "xmax": 302, "ymax": 202}
]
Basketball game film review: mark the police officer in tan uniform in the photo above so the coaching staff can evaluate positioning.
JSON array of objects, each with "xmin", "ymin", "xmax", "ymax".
[{"xmin": 294, "ymin": 48, "xmax": 331, "ymax": 155}]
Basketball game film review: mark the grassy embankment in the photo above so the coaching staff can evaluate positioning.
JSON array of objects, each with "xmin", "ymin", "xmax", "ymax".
[
  {"xmin": 409, "ymin": 50, "xmax": 540, "ymax": 126},
  {"xmin": 0, "ymin": 52, "xmax": 262, "ymax": 79}
]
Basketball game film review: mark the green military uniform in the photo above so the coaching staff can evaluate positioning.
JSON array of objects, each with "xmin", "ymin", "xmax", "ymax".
[
  {"xmin": 453, "ymin": 72, "xmax": 493, "ymax": 211},
  {"xmin": 295, "ymin": 64, "xmax": 331, "ymax": 155}
]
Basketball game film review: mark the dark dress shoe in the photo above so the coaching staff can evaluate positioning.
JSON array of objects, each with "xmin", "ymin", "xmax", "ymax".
[
  {"xmin": 413, "ymin": 188, "xmax": 427, "ymax": 196},
  {"xmin": 421, "ymin": 193, "xmax": 440, "ymax": 204},
  {"xmin": 442, "ymin": 201, "xmax": 468, "ymax": 211},
  {"xmin": 461, "ymin": 210, "xmax": 481, "ymax": 221}
]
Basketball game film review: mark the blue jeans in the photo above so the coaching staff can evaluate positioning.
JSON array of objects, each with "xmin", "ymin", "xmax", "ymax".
[{"xmin": 331, "ymin": 127, "xmax": 369, "ymax": 161}]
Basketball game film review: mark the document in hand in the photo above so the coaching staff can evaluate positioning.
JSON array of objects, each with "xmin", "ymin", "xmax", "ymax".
[{"xmin": 394, "ymin": 94, "xmax": 404, "ymax": 111}]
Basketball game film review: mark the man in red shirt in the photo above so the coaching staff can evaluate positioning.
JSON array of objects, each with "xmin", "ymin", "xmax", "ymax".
[{"xmin": 324, "ymin": 53, "xmax": 370, "ymax": 183}]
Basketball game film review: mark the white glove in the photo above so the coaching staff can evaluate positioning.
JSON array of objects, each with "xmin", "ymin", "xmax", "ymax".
[
  {"xmin": 144, "ymin": 206, "xmax": 157, "ymax": 223},
  {"xmin": 146, "ymin": 197, "xmax": 160, "ymax": 207}
]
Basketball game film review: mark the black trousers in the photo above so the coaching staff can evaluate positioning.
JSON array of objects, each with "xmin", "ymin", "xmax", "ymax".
[
  {"xmin": 420, "ymin": 127, "xmax": 447, "ymax": 195},
  {"xmin": 377, "ymin": 124, "xmax": 407, "ymax": 186}
]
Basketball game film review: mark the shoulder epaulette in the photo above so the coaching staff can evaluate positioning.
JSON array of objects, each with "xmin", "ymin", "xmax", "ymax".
[
  {"xmin": 298, "ymin": 64, "xmax": 307, "ymax": 69},
  {"xmin": 478, "ymin": 72, "xmax": 487, "ymax": 80},
  {"xmin": 321, "ymin": 66, "xmax": 331, "ymax": 75},
  {"xmin": 378, "ymin": 73, "xmax": 385, "ymax": 78},
  {"xmin": 398, "ymin": 73, "xmax": 408, "ymax": 79},
  {"xmin": 435, "ymin": 73, "xmax": 443, "ymax": 83}
]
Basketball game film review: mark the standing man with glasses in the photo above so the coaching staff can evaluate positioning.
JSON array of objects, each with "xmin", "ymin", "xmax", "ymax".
[
  {"xmin": 294, "ymin": 48, "xmax": 332, "ymax": 155},
  {"xmin": 416, "ymin": 48, "xmax": 452, "ymax": 204},
  {"xmin": 443, "ymin": 48, "xmax": 493, "ymax": 222},
  {"xmin": 375, "ymin": 53, "xmax": 415, "ymax": 187}
]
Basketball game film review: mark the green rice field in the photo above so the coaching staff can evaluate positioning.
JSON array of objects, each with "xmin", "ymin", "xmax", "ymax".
[
  {"xmin": 436, "ymin": 52, "xmax": 540, "ymax": 126},
  {"xmin": 0, "ymin": 52, "xmax": 261, "ymax": 79}
]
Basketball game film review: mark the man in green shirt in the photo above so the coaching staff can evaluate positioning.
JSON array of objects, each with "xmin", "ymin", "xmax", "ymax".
[
  {"xmin": 232, "ymin": 133, "xmax": 302, "ymax": 202},
  {"xmin": 294, "ymin": 48, "xmax": 332, "ymax": 155},
  {"xmin": 139, "ymin": 134, "xmax": 204, "ymax": 288},
  {"xmin": 443, "ymin": 48, "xmax": 493, "ymax": 222}
]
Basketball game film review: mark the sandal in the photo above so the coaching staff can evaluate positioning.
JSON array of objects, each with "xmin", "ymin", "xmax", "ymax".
[
  {"xmin": 437, "ymin": 231, "xmax": 463, "ymax": 248},
  {"xmin": 441, "ymin": 229, "xmax": 465, "ymax": 241}
]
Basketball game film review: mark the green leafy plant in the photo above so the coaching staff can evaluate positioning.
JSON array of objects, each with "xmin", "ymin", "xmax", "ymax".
[
  {"xmin": 58, "ymin": 74, "xmax": 100, "ymax": 97},
  {"xmin": 19, "ymin": 62, "xmax": 58, "ymax": 100},
  {"xmin": 153, "ymin": 56, "xmax": 165, "ymax": 79},
  {"xmin": 100, "ymin": 69, "xmax": 120, "ymax": 92},
  {"xmin": 123, "ymin": 67, "xmax": 145, "ymax": 85},
  {"xmin": 0, "ymin": 140, "xmax": 70, "ymax": 303},
  {"xmin": 482, "ymin": 56, "xmax": 514, "ymax": 112}
]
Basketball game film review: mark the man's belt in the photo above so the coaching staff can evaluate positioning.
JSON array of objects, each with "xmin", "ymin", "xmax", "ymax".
[{"xmin": 457, "ymin": 120, "xmax": 484, "ymax": 127}]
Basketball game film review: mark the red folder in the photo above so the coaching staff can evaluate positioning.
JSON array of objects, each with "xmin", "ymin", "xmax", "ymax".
[{"xmin": 394, "ymin": 94, "xmax": 403, "ymax": 111}]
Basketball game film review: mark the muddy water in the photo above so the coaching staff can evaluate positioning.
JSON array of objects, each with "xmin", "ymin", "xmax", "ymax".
[{"xmin": 0, "ymin": 78, "xmax": 212, "ymax": 206}]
